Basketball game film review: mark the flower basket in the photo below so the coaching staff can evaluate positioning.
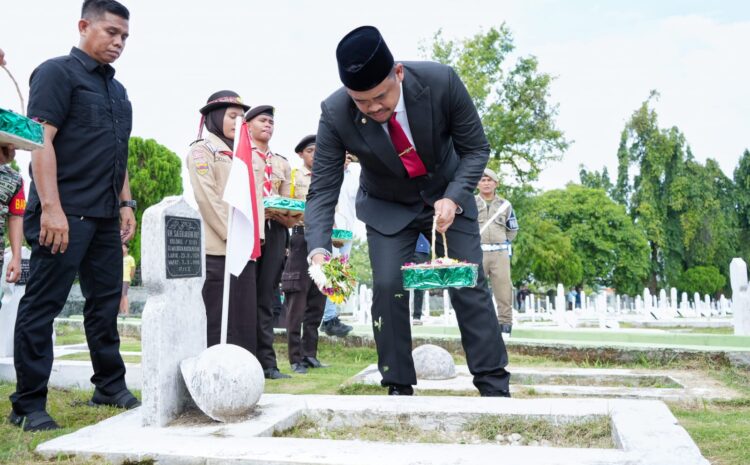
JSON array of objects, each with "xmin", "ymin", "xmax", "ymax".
[
  {"xmin": 332, "ymin": 228, "xmax": 353, "ymax": 248},
  {"xmin": 263, "ymin": 196, "xmax": 305, "ymax": 216},
  {"xmin": 401, "ymin": 219, "xmax": 479, "ymax": 290},
  {"xmin": 1, "ymin": 66, "xmax": 43, "ymax": 151}
]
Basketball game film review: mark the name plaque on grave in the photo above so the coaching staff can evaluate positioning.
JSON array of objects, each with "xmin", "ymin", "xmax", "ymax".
[
  {"xmin": 16, "ymin": 258, "xmax": 30, "ymax": 286},
  {"xmin": 165, "ymin": 216, "xmax": 201, "ymax": 279}
]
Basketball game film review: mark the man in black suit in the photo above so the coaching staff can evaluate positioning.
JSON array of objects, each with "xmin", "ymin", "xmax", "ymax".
[{"xmin": 305, "ymin": 26, "xmax": 511, "ymax": 396}]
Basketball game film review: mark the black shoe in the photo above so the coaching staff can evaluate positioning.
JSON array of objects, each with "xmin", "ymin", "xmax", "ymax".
[
  {"xmin": 89, "ymin": 388, "xmax": 141, "ymax": 410},
  {"xmin": 387, "ymin": 384, "xmax": 414, "ymax": 396},
  {"xmin": 290, "ymin": 363, "xmax": 308, "ymax": 374},
  {"xmin": 480, "ymin": 389, "xmax": 511, "ymax": 398},
  {"xmin": 321, "ymin": 317, "xmax": 353, "ymax": 337},
  {"xmin": 264, "ymin": 367, "xmax": 292, "ymax": 379},
  {"xmin": 499, "ymin": 323, "xmax": 512, "ymax": 335},
  {"xmin": 302, "ymin": 356, "xmax": 328, "ymax": 368},
  {"xmin": 8, "ymin": 410, "xmax": 60, "ymax": 432}
]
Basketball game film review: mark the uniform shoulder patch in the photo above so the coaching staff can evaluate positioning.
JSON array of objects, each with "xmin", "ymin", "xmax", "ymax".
[{"xmin": 190, "ymin": 148, "xmax": 209, "ymax": 175}]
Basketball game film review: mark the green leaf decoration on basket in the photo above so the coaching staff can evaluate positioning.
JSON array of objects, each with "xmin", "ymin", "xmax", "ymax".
[
  {"xmin": 263, "ymin": 196, "xmax": 305, "ymax": 212},
  {"xmin": 401, "ymin": 217, "xmax": 479, "ymax": 290},
  {"xmin": 331, "ymin": 229, "xmax": 353, "ymax": 241},
  {"xmin": 0, "ymin": 108, "xmax": 44, "ymax": 151}
]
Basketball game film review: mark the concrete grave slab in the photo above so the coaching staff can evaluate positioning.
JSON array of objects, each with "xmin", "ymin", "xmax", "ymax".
[
  {"xmin": 350, "ymin": 364, "xmax": 740, "ymax": 401},
  {"xmin": 37, "ymin": 394, "xmax": 708, "ymax": 465}
]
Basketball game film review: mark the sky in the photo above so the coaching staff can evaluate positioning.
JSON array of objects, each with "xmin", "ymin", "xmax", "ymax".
[{"xmin": 2, "ymin": 0, "xmax": 748, "ymax": 199}]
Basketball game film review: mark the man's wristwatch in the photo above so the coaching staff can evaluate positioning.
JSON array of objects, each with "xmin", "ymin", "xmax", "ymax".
[{"xmin": 120, "ymin": 200, "xmax": 137, "ymax": 211}]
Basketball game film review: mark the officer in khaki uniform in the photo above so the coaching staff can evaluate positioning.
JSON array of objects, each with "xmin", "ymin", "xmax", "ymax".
[
  {"xmin": 245, "ymin": 105, "xmax": 296, "ymax": 379},
  {"xmin": 186, "ymin": 90, "xmax": 260, "ymax": 353},
  {"xmin": 282, "ymin": 135, "xmax": 328, "ymax": 374},
  {"xmin": 476, "ymin": 168, "xmax": 518, "ymax": 334}
]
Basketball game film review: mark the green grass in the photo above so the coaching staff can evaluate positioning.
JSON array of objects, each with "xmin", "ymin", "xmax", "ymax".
[
  {"xmin": 0, "ymin": 383, "xmax": 122, "ymax": 465},
  {"xmin": 57, "ymin": 353, "xmax": 141, "ymax": 364}
]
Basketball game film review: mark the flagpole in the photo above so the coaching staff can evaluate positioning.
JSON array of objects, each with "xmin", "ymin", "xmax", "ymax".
[{"xmin": 220, "ymin": 116, "xmax": 244, "ymax": 345}]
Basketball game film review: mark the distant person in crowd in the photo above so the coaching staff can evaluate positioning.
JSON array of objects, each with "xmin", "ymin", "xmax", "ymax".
[
  {"xmin": 411, "ymin": 233, "xmax": 430, "ymax": 325},
  {"xmin": 284, "ymin": 135, "xmax": 328, "ymax": 374},
  {"xmin": 567, "ymin": 288, "xmax": 576, "ymax": 310},
  {"xmin": 0, "ymin": 136, "xmax": 25, "ymax": 290},
  {"xmin": 305, "ymin": 26, "xmax": 511, "ymax": 397},
  {"xmin": 119, "ymin": 243, "xmax": 135, "ymax": 316},
  {"xmin": 320, "ymin": 153, "xmax": 358, "ymax": 337},
  {"xmin": 515, "ymin": 284, "xmax": 530, "ymax": 310},
  {"xmin": 476, "ymin": 169, "xmax": 518, "ymax": 334},
  {"xmin": 186, "ymin": 90, "xmax": 258, "ymax": 354},
  {"xmin": 10, "ymin": 0, "xmax": 139, "ymax": 432},
  {"xmin": 575, "ymin": 285, "xmax": 582, "ymax": 309},
  {"xmin": 246, "ymin": 105, "xmax": 297, "ymax": 380}
]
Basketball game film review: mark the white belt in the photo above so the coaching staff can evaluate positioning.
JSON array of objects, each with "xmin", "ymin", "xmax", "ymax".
[{"xmin": 481, "ymin": 243, "xmax": 509, "ymax": 252}]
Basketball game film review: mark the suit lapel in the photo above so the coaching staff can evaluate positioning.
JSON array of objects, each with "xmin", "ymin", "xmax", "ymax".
[
  {"xmin": 403, "ymin": 68, "xmax": 436, "ymax": 172},
  {"xmin": 353, "ymin": 107, "xmax": 407, "ymax": 177}
]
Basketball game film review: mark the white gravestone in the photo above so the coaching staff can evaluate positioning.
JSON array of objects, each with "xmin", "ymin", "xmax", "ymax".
[
  {"xmin": 412, "ymin": 344, "xmax": 456, "ymax": 380},
  {"xmin": 141, "ymin": 196, "xmax": 207, "ymax": 427},
  {"xmin": 0, "ymin": 247, "xmax": 31, "ymax": 358},
  {"xmin": 643, "ymin": 288, "xmax": 652, "ymax": 312},
  {"xmin": 730, "ymin": 258, "xmax": 750, "ymax": 336}
]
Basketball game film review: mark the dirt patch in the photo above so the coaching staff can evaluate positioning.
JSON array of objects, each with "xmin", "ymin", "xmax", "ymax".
[{"xmin": 274, "ymin": 414, "xmax": 614, "ymax": 448}]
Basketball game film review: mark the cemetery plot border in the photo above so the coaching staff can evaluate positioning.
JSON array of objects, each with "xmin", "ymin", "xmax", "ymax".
[{"xmin": 36, "ymin": 394, "xmax": 708, "ymax": 465}]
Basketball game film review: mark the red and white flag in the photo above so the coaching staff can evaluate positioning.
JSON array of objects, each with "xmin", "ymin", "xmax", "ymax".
[{"xmin": 223, "ymin": 117, "xmax": 261, "ymax": 276}]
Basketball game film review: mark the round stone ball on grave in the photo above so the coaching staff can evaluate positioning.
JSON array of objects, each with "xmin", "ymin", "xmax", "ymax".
[
  {"xmin": 412, "ymin": 344, "xmax": 456, "ymax": 380},
  {"xmin": 180, "ymin": 344, "xmax": 265, "ymax": 422}
]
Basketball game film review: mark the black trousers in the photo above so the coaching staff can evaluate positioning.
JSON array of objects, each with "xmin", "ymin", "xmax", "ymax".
[
  {"xmin": 283, "ymin": 231, "xmax": 326, "ymax": 365},
  {"xmin": 202, "ymin": 255, "xmax": 257, "ymax": 354},
  {"xmin": 255, "ymin": 220, "xmax": 288, "ymax": 370},
  {"xmin": 367, "ymin": 208, "xmax": 510, "ymax": 393},
  {"xmin": 11, "ymin": 211, "xmax": 127, "ymax": 414}
]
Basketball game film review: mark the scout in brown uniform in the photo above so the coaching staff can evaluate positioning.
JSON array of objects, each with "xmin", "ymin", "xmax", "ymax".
[
  {"xmin": 245, "ymin": 105, "xmax": 296, "ymax": 379},
  {"xmin": 475, "ymin": 168, "xmax": 519, "ymax": 334},
  {"xmin": 282, "ymin": 135, "xmax": 328, "ymax": 374},
  {"xmin": 186, "ymin": 90, "xmax": 259, "ymax": 353}
]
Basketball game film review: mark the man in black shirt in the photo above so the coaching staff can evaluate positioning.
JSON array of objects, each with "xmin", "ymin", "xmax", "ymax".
[{"xmin": 8, "ymin": 0, "xmax": 139, "ymax": 432}]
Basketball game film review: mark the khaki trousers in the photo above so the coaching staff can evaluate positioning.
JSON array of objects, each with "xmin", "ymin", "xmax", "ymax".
[{"xmin": 482, "ymin": 250, "xmax": 512, "ymax": 324}]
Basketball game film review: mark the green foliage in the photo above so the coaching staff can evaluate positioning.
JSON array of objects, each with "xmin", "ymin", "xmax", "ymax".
[
  {"xmin": 579, "ymin": 165, "xmax": 614, "ymax": 193},
  {"xmin": 348, "ymin": 239, "xmax": 372, "ymax": 287},
  {"xmin": 512, "ymin": 216, "xmax": 582, "ymax": 286},
  {"xmin": 426, "ymin": 26, "xmax": 569, "ymax": 183},
  {"xmin": 517, "ymin": 184, "xmax": 650, "ymax": 294},
  {"xmin": 676, "ymin": 266, "xmax": 727, "ymax": 297},
  {"xmin": 734, "ymin": 149, "xmax": 750, "ymax": 263},
  {"xmin": 127, "ymin": 137, "xmax": 183, "ymax": 264},
  {"xmin": 614, "ymin": 93, "xmax": 742, "ymax": 290}
]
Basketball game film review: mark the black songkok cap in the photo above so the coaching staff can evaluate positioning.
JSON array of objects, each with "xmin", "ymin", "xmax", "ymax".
[
  {"xmin": 294, "ymin": 134, "xmax": 316, "ymax": 154},
  {"xmin": 336, "ymin": 26, "xmax": 394, "ymax": 91},
  {"xmin": 244, "ymin": 105, "xmax": 275, "ymax": 122}
]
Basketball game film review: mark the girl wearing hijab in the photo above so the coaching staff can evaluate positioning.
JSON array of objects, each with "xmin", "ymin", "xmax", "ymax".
[{"xmin": 186, "ymin": 90, "xmax": 259, "ymax": 354}]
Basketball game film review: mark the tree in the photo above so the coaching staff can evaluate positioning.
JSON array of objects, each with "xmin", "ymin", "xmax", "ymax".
[
  {"xmin": 526, "ymin": 184, "xmax": 650, "ymax": 295},
  {"xmin": 579, "ymin": 165, "xmax": 613, "ymax": 194},
  {"xmin": 426, "ymin": 25, "xmax": 570, "ymax": 184},
  {"xmin": 127, "ymin": 137, "xmax": 183, "ymax": 264},
  {"xmin": 676, "ymin": 266, "xmax": 726, "ymax": 297},
  {"xmin": 617, "ymin": 92, "xmax": 687, "ymax": 289},
  {"xmin": 348, "ymin": 239, "xmax": 372, "ymax": 287},
  {"xmin": 735, "ymin": 149, "xmax": 750, "ymax": 262},
  {"xmin": 511, "ymin": 216, "xmax": 583, "ymax": 287}
]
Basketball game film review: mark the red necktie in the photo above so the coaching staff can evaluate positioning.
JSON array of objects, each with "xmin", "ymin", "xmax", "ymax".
[
  {"xmin": 255, "ymin": 149, "xmax": 274, "ymax": 196},
  {"xmin": 387, "ymin": 112, "xmax": 427, "ymax": 178}
]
